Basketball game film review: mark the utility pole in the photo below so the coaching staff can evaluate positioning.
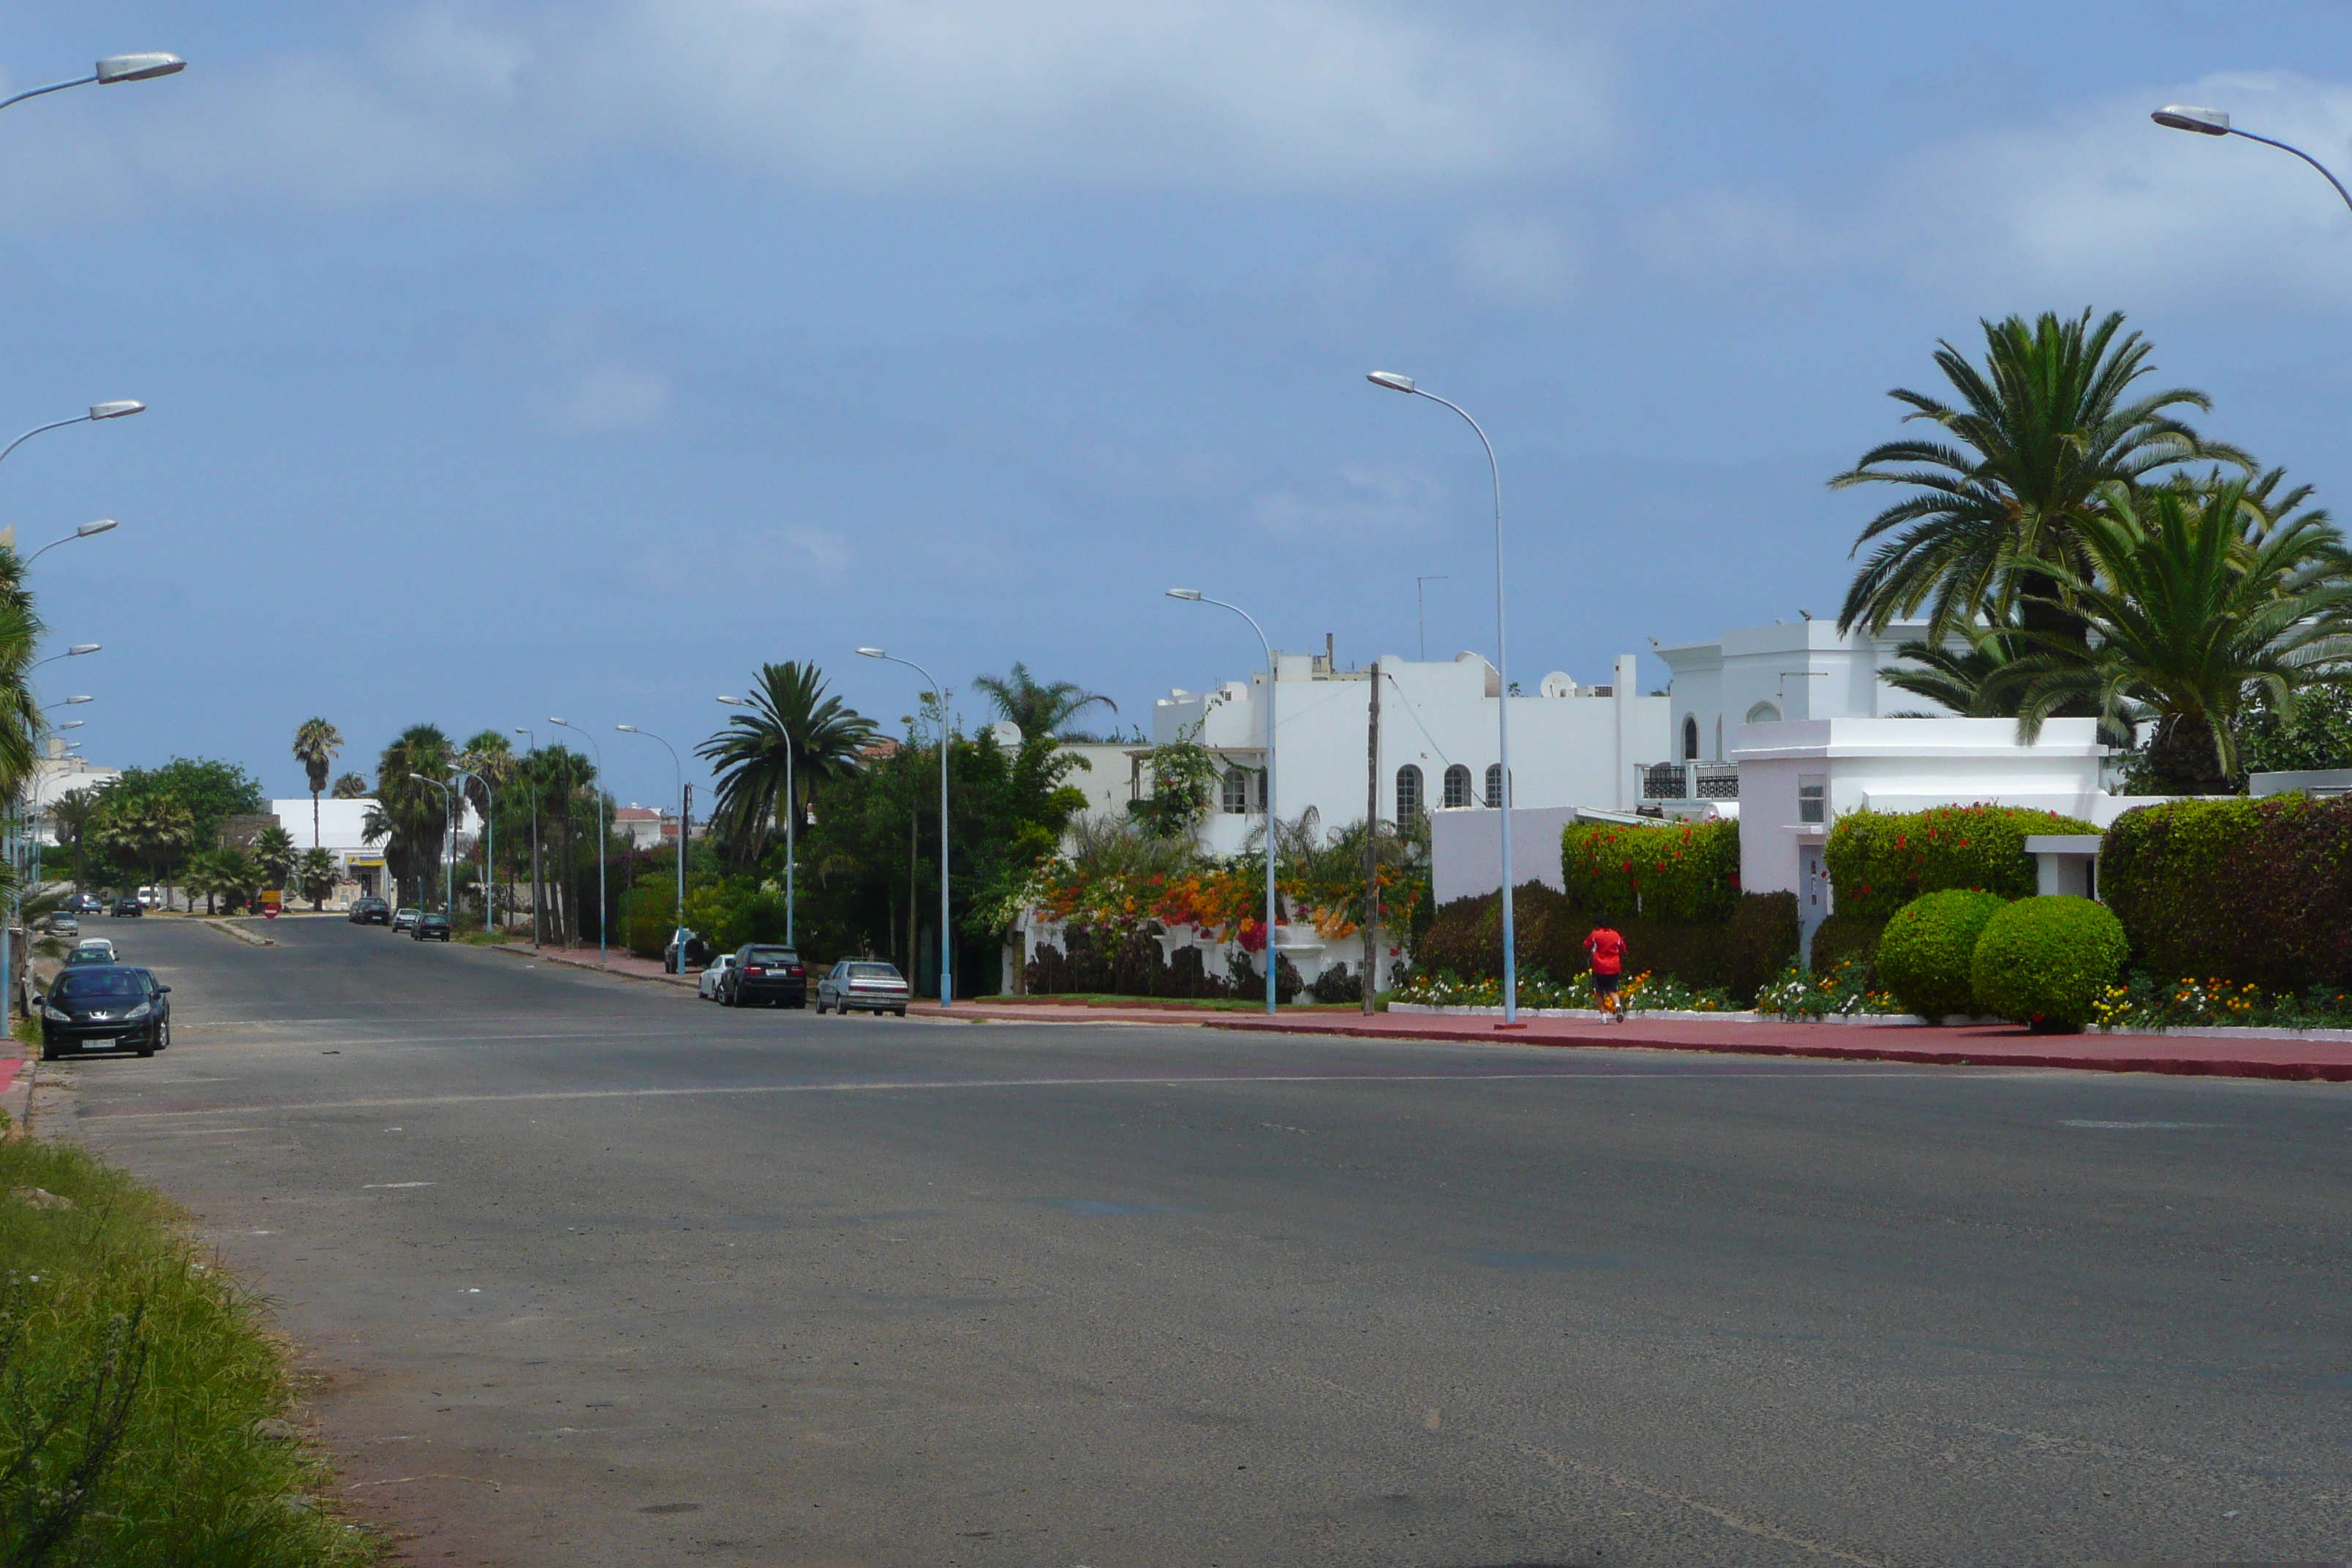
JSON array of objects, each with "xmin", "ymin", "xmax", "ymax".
[{"xmin": 1362, "ymin": 657, "xmax": 1381, "ymax": 1015}]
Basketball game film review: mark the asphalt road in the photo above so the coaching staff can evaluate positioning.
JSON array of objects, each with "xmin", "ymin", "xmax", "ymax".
[{"xmin": 41, "ymin": 915, "xmax": 2352, "ymax": 1567}]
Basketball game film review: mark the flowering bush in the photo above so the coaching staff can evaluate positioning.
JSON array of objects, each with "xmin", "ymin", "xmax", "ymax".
[
  {"xmin": 1824, "ymin": 804, "xmax": 2096, "ymax": 922},
  {"xmin": 1754, "ymin": 959, "xmax": 1909, "ymax": 1019},
  {"xmin": 2091, "ymin": 973, "xmax": 2352, "ymax": 1031},
  {"xmin": 1561, "ymin": 818, "xmax": 1740, "ymax": 923},
  {"xmin": 1396, "ymin": 968, "xmax": 1737, "ymax": 1013}
]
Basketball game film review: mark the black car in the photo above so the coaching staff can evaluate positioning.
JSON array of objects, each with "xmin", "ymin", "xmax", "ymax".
[
  {"xmin": 721, "ymin": 944, "xmax": 807, "ymax": 1007},
  {"xmin": 348, "ymin": 897, "xmax": 391, "ymax": 925},
  {"xmin": 110, "ymin": 897, "xmax": 143, "ymax": 918},
  {"xmin": 411, "ymin": 911, "xmax": 453, "ymax": 942},
  {"xmin": 40, "ymin": 963, "xmax": 170, "ymax": 1060}
]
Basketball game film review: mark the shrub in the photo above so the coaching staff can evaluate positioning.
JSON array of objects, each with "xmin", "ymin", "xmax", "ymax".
[
  {"xmin": 1876, "ymin": 889, "xmax": 2008, "ymax": 1020},
  {"xmin": 2100, "ymin": 795, "xmax": 2352, "ymax": 992},
  {"xmin": 1416, "ymin": 881, "xmax": 1797, "ymax": 1006},
  {"xmin": 1970, "ymin": 895, "xmax": 2129, "ymax": 1031},
  {"xmin": 622, "ymin": 875, "xmax": 679, "ymax": 959},
  {"xmin": 1825, "ymin": 804, "xmax": 2097, "ymax": 922},
  {"xmin": 1561, "ymin": 818, "xmax": 1741, "ymax": 923},
  {"xmin": 1809, "ymin": 911, "xmax": 1886, "ymax": 979}
]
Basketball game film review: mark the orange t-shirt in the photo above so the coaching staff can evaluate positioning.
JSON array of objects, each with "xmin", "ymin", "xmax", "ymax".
[{"xmin": 1585, "ymin": 927, "xmax": 1626, "ymax": 976}]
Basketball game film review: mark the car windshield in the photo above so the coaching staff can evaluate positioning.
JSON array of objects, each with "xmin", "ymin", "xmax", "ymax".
[
  {"xmin": 65, "ymin": 949, "xmax": 110, "ymax": 965},
  {"xmin": 57, "ymin": 970, "xmax": 140, "ymax": 1000},
  {"xmin": 745, "ymin": 948, "xmax": 797, "ymax": 965},
  {"xmin": 848, "ymin": 963, "xmax": 901, "ymax": 979}
]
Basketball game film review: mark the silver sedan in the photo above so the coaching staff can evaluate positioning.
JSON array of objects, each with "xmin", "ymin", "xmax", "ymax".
[{"xmin": 815, "ymin": 960, "xmax": 911, "ymax": 1017}]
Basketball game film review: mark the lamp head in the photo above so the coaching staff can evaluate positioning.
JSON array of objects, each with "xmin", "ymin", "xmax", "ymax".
[
  {"xmin": 64, "ymin": 695, "xmax": 91, "ymax": 705},
  {"xmin": 2152, "ymin": 104, "xmax": 2231, "ymax": 135},
  {"xmin": 716, "ymin": 695, "xmax": 743, "ymax": 706},
  {"xmin": 407, "ymin": 772, "xmax": 435, "ymax": 785},
  {"xmin": 88, "ymin": 402, "xmax": 143, "ymax": 421},
  {"xmin": 549, "ymin": 716, "xmax": 567, "ymax": 726},
  {"xmin": 1365, "ymin": 371, "xmax": 1417, "ymax": 393},
  {"xmin": 1165, "ymin": 588, "xmax": 1203, "ymax": 601},
  {"xmin": 856, "ymin": 647, "xmax": 886, "ymax": 659},
  {"xmin": 75, "ymin": 519, "xmax": 116, "ymax": 538},
  {"xmin": 66, "ymin": 644, "xmax": 99, "ymax": 656},
  {"xmin": 57, "ymin": 720, "xmax": 81, "ymax": 731},
  {"xmin": 616, "ymin": 723, "xmax": 638, "ymax": 733},
  {"xmin": 96, "ymin": 53, "xmax": 185, "ymax": 84},
  {"xmin": 513, "ymin": 726, "xmax": 530, "ymax": 735}
]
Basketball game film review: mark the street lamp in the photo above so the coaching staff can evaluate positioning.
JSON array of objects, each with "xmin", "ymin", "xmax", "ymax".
[
  {"xmin": 2151, "ymin": 105, "xmax": 2352, "ymax": 215},
  {"xmin": 617, "ymin": 725, "xmax": 687, "ymax": 968},
  {"xmin": 0, "ymin": 402, "xmax": 144, "ymax": 477},
  {"xmin": 407, "ymin": 773, "xmax": 453, "ymax": 913},
  {"xmin": 857, "ymin": 647, "xmax": 953, "ymax": 1006},
  {"xmin": 32, "ymin": 644, "xmax": 100, "ymax": 670},
  {"xmin": 1365, "ymin": 369, "xmax": 1522, "ymax": 1024},
  {"xmin": 717, "ymin": 693, "xmax": 798, "ymax": 947},
  {"xmin": 514, "ymin": 728, "xmax": 541, "ymax": 946},
  {"xmin": 1, "ymin": 56, "xmax": 184, "ymax": 116},
  {"xmin": 43, "ymin": 696, "xmax": 91, "ymax": 709},
  {"xmin": 1165, "ymin": 589, "xmax": 1283, "ymax": 1015},
  {"xmin": 22, "ymin": 520, "xmax": 117, "ymax": 569},
  {"xmin": 549, "ymin": 717, "xmax": 607, "ymax": 968},
  {"xmin": 448, "ymin": 767, "xmax": 491, "ymax": 933}
]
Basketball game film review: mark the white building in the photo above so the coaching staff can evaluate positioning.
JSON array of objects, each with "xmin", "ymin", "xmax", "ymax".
[
  {"xmin": 1131, "ymin": 647, "xmax": 1667, "ymax": 856},
  {"xmin": 268, "ymin": 796, "xmax": 483, "ymax": 905},
  {"xmin": 27, "ymin": 739, "xmax": 118, "ymax": 843}
]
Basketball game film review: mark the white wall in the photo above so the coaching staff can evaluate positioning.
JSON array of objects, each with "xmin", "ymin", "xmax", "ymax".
[
  {"xmin": 1429, "ymin": 806, "xmax": 1579, "ymax": 905},
  {"xmin": 1654, "ymin": 618, "xmax": 1952, "ymax": 761}
]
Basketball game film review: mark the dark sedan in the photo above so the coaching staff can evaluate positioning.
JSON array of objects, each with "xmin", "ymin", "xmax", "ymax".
[
  {"xmin": 40, "ymin": 964, "xmax": 170, "ymax": 1060},
  {"xmin": 720, "ymin": 945, "xmax": 807, "ymax": 1007},
  {"xmin": 349, "ymin": 897, "xmax": 391, "ymax": 924},
  {"xmin": 412, "ymin": 911, "xmax": 453, "ymax": 942},
  {"xmin": 110, "ymin": 897, "xmax": 143, "ymax": 917}
]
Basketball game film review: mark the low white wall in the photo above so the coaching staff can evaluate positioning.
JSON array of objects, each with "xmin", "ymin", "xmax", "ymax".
[{"xmin": 1430, "ymin": 805, "xmax": 1578, "ymax": 905}]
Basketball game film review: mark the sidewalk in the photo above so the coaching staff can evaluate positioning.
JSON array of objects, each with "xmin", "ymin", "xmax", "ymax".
[
  {"xmin": 911, "ymin": 998, "xmax": 2352, "ymax": 1083},
  {"xmin": 490, "ymin": 943, "xmax": 696, "ymax": 989}
]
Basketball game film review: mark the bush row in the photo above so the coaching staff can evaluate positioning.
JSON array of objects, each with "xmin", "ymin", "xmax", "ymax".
[
  {"xmin": 2100, "ymin": 795, "xmax": 2352, "ymax": 992},
  {"xmin": 1560, "ymin": 819, "xmax": 1742, "ymax": 924},
  {"xmin": 1417, "ymin": 881, "xmax": 1798, "ymax": 1006},
  {"xmin": 1874, "ymin": 891, "xmax": 2128, "ymax": 1029},
  {"xmin": 1823, "ymin": 804, "xmax": 2097, "ymax": 922}
]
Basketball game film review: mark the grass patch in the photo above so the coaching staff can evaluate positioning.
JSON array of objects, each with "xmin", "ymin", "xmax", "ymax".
[{"xmin": 0, "ymin": 1139, "xmax": 379, "ymax": 1565}]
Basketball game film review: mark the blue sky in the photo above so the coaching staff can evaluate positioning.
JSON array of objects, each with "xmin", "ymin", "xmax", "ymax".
[{"xmin": 4, "ymin": 1, "xmax": 2350, "ymax": 807}]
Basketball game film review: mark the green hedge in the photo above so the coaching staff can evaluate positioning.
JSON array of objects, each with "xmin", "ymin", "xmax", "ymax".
[
  {"xmin": 1561, "ymin": 818, "xmax": 1741, "ymax": 924},
  {"xmin": 1970, "ymin": 895, "xmax": 2128, "ymax": 1030},
  {"xmin": 2100, "ymin": 796, "xmax": 2352, "ymax": 992},
  {"xmin": 1825, "ymin": 804, "xmax": 2097, "ymax": 922},
  {"xmin": 1418, "ymin": 880, "xmax": 1798, "ymax": 1005},
  {"xmin": 1877, "ymin": 889, "xmax": 2008, "ymax": 1020},
  {"xmin": 1810, "ymin": 911, "xmax": 1887, "ymax": 979},
  {"xmin": 623, "ymin": 875, "xmax": 679, "ymax": 959}
]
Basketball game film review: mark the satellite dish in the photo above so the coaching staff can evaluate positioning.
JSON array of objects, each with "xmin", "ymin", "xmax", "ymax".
[
  {"xmin": 987, "ymin": 721, "xmax": 1024, "ymax": 748},
  {"xmin": 1539, "ymin": 671, "xmax": 1578, "ymax": 698}
]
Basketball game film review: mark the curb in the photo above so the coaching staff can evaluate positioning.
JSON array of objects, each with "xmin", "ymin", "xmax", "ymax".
[
  {"xmin": 489, "ymin": 943, "xmax": 697, "ymax": 990},
  {"xmin": 0, "ymin": 1055, "xmax": 29, "ymax": 1140},
  {"xmin": 202, "ymin": 919, "xmax": 274, "ymax": 948}
]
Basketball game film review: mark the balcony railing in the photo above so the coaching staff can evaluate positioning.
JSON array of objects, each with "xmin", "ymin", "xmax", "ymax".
[{"xmin": 1637, "ymin": 761, "xmax": 1739, "ymax": 801}]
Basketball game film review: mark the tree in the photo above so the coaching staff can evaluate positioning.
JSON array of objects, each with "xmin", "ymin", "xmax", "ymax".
[
  {"xmin": 367, "ymin": 725, "xmax": 453, "ymax": 908},
  {"xmin": 973, "ymin": 663, "xmax": 1117, "ymax": 742},
  {"xmin": 1127, "ymin": 723, "xmax": 1220, "ymax": 841},
  {"xmin": 296, "ymin": 846, "xmax": 338, "ymax": 911},
  {"xmin": 108, "ymin": 758, "xmax": 265, "ymax": 852},
  {"xmin": 2010, "ymin": 478, "xmax": 2352, "ymax": 794},
  {"xmin": 253, "ymin": 825, "xmax": 299, "ymax": 892},
  {"xmin": 48, "ymin": 786, "xmax": 101, "ymax": 889},
  {"xmin": 91, "ymin": 792, "xmax": 195, "ymax": 902},
  {"xmin": 1835, "ymin": 310, "xmax": 2243, "ymax": 651},
  {"xmin": 0, "ymin": 549, "xmax": 45, "ymax": 794},
  {"xmin": 698, "ymin": 662, "xmax": 877, "ymax": 864},
  {"xmin": 184, "ymin": 845, "xmax": 263, "ymax": 915},
  {"xmin": 290, "ymin": 717, "xmax": 344, "ymax": 849},
  {"xmin": 331, "ymin": 772, "xmax": 370, "ymax": 799}
]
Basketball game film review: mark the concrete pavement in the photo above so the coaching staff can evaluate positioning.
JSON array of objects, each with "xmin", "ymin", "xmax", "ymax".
[{"xmin": 41, "ymin": 916, "xmax": 2352, "ymax": 1566}]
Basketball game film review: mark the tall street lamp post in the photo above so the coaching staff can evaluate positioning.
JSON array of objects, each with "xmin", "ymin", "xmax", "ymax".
[
  {"xmin": 617, "ymin": 725, "xmax": 687, "ymax": 965},
  {"xmin": 1166, "ymin": 589, "xmax": 1282, "ymax": 1016},
  {"xmin": 549, "ymin": 718, "xmax": 606, "ymax": 968},
  {"xmin": 856, "ymin": 648, "xmax": 952, "ymax": 1006},
  {"xmin": 22, "ymin": 519, "xmax": 118, "ymax": 568},
  {"xmin": 716, "ymin": 694, "xmax": 796, "ymax": 946},
  {"xmin": 408, "ymin": 774, "xmax": 454, "ymax": 913},
  {"xmin": 514, "ymin": 728, "xmax": 541, "ymax": 946},
  {"xmin": 1364, "ymin": 370, "xmax": 1521, "ymax": 1025},
  {"xmin": 1, "ymin": 54, "xmax": 184, "ymax": 116},
  {"xmin": 450, "ymin": 767, "xmax": 491, "ymax": 932},
  {"xmin": 2152, "ymin": 105, "xmax": 2352, "ymax": 215},
  {"xmin": 0, "ymin": 404, "xmax": 143, "ymax": 481}
]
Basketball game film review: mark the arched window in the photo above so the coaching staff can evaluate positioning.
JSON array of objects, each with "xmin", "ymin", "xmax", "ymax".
[
  {"xmin": 1682, "ymin": 715, "xmax": 1700, "ymax": 761},
  {"xmin": 1395, "ymin": 764, "xmax": 1423, "ymax": 823},
  {"xmin": 1443, "ymin": 764, "xmax": 1474, "ymax": 809},
  {"xmin": 1484, "ymin": 764, "xmax": 1507, "ymax": 809},
  {"xmin": 1221, "ymin": 768, "xmax": 1249, "ymax": 815},
  {"xmin": 1745, "ymin": 701, "xmax": 1782, "ymax": 725}
]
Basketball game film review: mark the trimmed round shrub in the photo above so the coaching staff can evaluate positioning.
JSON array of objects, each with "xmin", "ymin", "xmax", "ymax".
[
  {"xmin": 1970, "ymin": 896, "xmax": 2129, "ymax": 1032},
  {"xmin": 1876, "ymin": 889, "xmax": 2008, "ymax": 1020}
]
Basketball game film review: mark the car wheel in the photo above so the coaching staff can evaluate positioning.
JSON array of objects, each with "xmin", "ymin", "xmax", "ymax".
[
  {"xmin": 894, "ymin": 1007, "xmax": 908, "ymax": 1017},
  {"xmin": 40, "ymin": 1041, "xmax": 62, "ymax": 1061}
]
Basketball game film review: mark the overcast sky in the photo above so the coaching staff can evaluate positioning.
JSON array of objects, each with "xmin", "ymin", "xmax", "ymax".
[{"xmin": 4, "ymin": 2, "xmax": 2349, "ymax": 807}]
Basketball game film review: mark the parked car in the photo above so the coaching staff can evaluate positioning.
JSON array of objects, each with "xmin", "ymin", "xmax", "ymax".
[
  {"xmin": 39, "ymin": 963, "xmax": 170, "ymax": 1060},
  {"xmin": 72, "ymin": 936, "xmax": 117, "ymax": 964},
  {"xmin": 348, "ymin": 897, "xmax": 391, "ymax": 925},
  {"xmin": 46, "ymin": 913, "xmax": 79, "ymax": 938},
  {"xmin": 110, "ymin": 897, "xmax": 143, "ymax": 918},
  {"xmin": 815, "ymin": 959, "xmax": 911, "ymax": 1017},
  {"xmin": 68, "ymin": 892, "xmax": 105, "ymax": 916},
  {"xmin": 391, "ymin": 907, "xmax": 421, "ymax": 932},
  {"xmin": 411, "ymin": 911, "xmax": 452, "ymax": 942},
  {"xmin": 663, "ymin": 928, "xmax": 716, "ymax": 974},
  {"xmin": 697, "ymin": 952, "xmax": 739, "ymax": 1001},
  {"xmin": 722, "ymin": 945, "xmax": 807, "ymax": 1008}
]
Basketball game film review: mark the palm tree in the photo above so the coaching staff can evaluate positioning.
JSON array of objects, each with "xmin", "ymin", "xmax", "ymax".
[
  {"xmin": 1835, "ymin": 309, "xmax": 2244, "ymax": 649},
  {"xmin": 0, "ymin": 546, "xmax": 48, "ymax": 794},
  {"xmin": 2010, "ymin": 478, "xmax": 2352, "ymax": 794},
  {"xmin": 91, "ymin": 792, "xmax": 195, "ymax": 905},
  {"xmin": 296, "ymin": 846, "xmax": 338, "ymax": 911},
  {"xmin": 698, "ymin": 662, "xmax": 876, "ymax": 864},
  {"xmin": 973, "ymin": 663, "xmax": 1117, "ymax": 742},
  {"xmin": 253, "ymin": 824, "xmax": 299, "ymax": 892},
  {"xmin": 331, "ymin": 772, "xmax": 370, "ymax": 799},
  {"xmin": 290, "ymin": 717, "xmax": 344, "ymax": 849},
  {"xmin": 367, "ymin": 724, "xmax": 453, "ymax": 908},
  {"xmin": 1880, "ymin": 614, "xmax": 2031, "ymax": 717},
  {"xmin": 48, "ymin": 785, "xmax": 100, "ymax": 892}
]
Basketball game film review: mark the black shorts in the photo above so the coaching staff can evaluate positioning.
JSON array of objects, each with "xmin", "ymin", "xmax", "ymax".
[{"xmin": 1591, "ymin": 972, "xmax": 1619, "ymax": 995}]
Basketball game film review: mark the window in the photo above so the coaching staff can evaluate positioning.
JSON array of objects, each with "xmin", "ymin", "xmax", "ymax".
[
  {"xmin": 1746, "ymin": 701, "xmax": 1782, "ymax": 725},
  {"xmin": 1395, "ymin": 764, "xmax": 1422, "ymax": 822},
  {"xmin": 1221, "ymin": 769, "xmax": 1249, "ymax": 815},
  {"xmin": 1682, "ymin": 715, "xmax": 1700, "ymax": 761},
  {"xmin": 1484, "ymin": 764, "xmax": 1507, "ymax": 809},
  {"xmin": 1798, "ymin": 773, "xmax": 1827, "ymax": 825},
  {"xmin": 1443, "ymin": 764, "xmax": 1474, "ymax": 809}
]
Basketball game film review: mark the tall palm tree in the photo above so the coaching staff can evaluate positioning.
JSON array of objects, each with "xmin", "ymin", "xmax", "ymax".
[
  {"xmin": 367, "ymin": 724, "xmax": 454, "ymax": 908},
  {"xmin": 972, "ymin": 662, "xmax": 1117, "ymax": 742},
  {"xmin": 290, "ymin": 717, "xmax": 344, "ymax": 849},
  {"xmin": 48, "ymin": 785, "xmax": 100, "ymax": 891},
  {"xmin": 2010, "ymin": 478, "xmax": 2352, "ymax": 794},
  {"xmin": 0, "ymin": 546, "xmax": 48, "ymax": 794},
  {"xmin": 1835, "ymin": 309, "xmax": 2244, "ymax": 648},
  {"xmin": 698, "ymin": 662, "xmax": 876, "ymax": 864}
]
